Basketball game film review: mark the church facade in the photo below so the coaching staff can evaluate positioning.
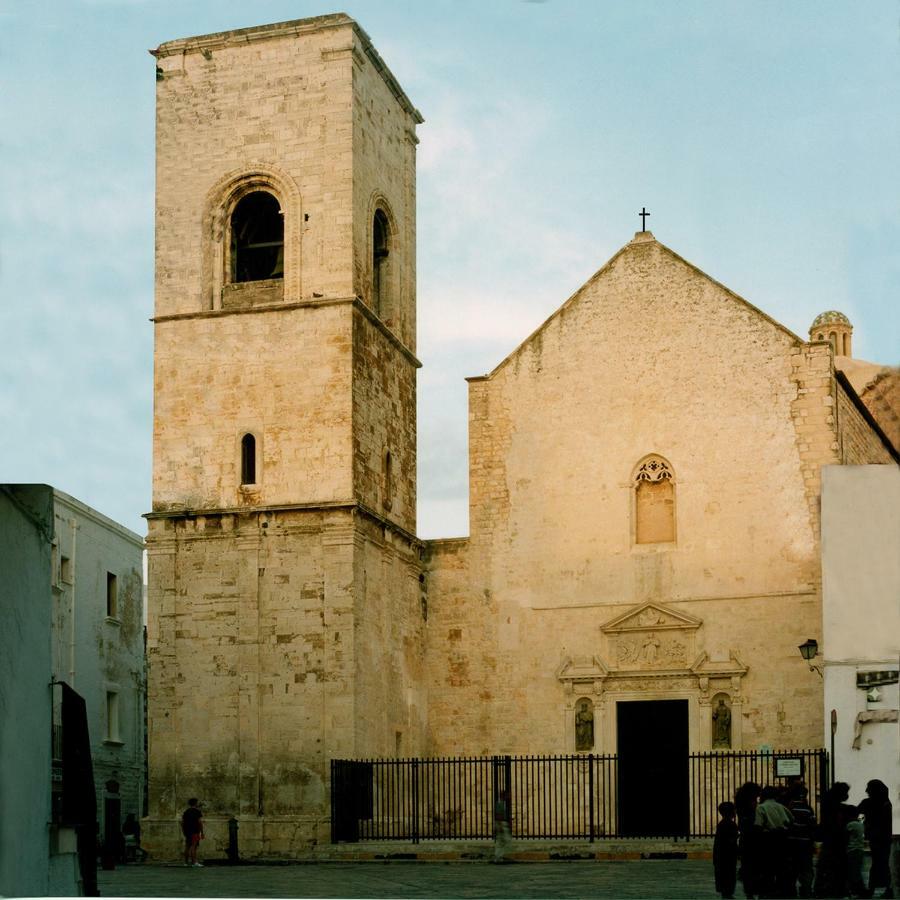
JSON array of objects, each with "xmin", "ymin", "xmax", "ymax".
[{"xmin": 143, "ymin": 14, "xmax": 898, "ymax": 858}]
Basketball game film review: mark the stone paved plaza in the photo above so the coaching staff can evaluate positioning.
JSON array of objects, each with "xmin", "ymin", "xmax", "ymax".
[{"xmin": 98, "ymin": 860, "xmax": 720, "ymax": 899}]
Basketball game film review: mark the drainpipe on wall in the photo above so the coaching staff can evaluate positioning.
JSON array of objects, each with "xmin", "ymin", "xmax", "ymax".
[{"xmin": 68, "ymin": 518, "xmax": 77, "ymax": 688}]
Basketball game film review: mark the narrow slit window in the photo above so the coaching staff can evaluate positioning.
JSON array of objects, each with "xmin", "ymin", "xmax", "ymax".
[
  {"xmin": 106, "ymin": 692, "xmax": 120, "ymax": 742},
  {"xmin": 383, "ymin": 450, "xmax": 393, "ymax": 510},
  {"xmin": 241, "ymin": 433, "xmax": 257, "ymax": 485},
  {"xmin": 230, "ymin": 191, "xmax": 284, "ymax": 283},
  {"xmin": 106, "ymin": 572, "xmax": 118, "ymax": 618}
]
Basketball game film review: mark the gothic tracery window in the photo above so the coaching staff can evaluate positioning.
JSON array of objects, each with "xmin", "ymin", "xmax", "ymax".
[{"xmin": 634, "ymin": 456, "xmax": 675, "ymax": 544}]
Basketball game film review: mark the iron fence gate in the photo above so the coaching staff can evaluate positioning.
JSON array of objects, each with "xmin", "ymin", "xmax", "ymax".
[{"xmin": 331, "ymin": 749, "xmax": 827, "ymax": 843}]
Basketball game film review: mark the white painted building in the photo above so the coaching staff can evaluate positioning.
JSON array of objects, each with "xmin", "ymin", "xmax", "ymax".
[
  {"xmin": 1, "ymin": 486, "xmax": 80, "ymax": 896},
  {"xmin": 51, "ymin": 489, "xmax": 145, "ymax": 854},
  {"xmin": 821, "ymin": 464, "xmax": 900, "ymax": 833},
  {"xmin": 0, "ymin": 485, "xmax": 144, "ymax": 896}
]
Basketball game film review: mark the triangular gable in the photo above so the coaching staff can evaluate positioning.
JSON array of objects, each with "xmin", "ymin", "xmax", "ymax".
[
  {"xmin": 469, "ymin": 232, "xmax": 803, "ymax": 383},
  {"xmin": 601, "ymin": 600, "xmax": 702, "ymax": 634}
]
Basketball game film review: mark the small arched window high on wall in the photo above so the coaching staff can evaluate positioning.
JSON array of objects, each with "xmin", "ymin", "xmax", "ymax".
[
  {"xmin": 241, "ymin": 433, "xmax": 257, "ymax": 485},
  {"xmin": 634, "ymin": 455, "xmax": 675, "ymax": 544},
  {"xmin": 372, "ymin": 209, "xmax": 390, "ymax": 315},
  {"xmin": 230, "ymin": 191, "xmax": 284, "ymax": 283}
]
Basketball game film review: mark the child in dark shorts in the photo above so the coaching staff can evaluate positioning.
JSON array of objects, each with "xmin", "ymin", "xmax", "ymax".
[
  {"xmin": 714, "ymin": 801, "xmax": 739, "ymax": 900},
  {"xmin": 181, "ymin": 798, "xmax": 204, "ymax": 867}
]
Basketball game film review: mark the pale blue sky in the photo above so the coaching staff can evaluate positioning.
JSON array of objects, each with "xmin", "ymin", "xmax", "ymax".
[{"xmin": 1, "ymin": 1, "xmax": 898, "ymax": 538}]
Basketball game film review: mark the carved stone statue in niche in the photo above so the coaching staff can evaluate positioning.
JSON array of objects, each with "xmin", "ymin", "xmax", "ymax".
[
  {"xmin": 575, "ymin": 698, "xmax": 594, "ymax": 751},
  {"xmin": 712, "ymin": 696, "xmax": 732, "ymax": 749}
]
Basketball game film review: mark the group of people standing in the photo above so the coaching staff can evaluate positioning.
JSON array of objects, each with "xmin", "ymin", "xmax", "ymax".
[{"xmin": 714, "ymin": 778, "xmax": 893, "ymax": 899}]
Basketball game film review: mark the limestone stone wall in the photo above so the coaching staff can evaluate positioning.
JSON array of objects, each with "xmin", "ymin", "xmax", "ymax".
[
  {"xmin": 146, "ymin": 512, "xmax": 337, "ymax": 841},
  {"xmin": 421, "ymin": 539, "xmax": 485, "ymax": 752},
  {"xmin": 145, "ymin": 507, "xmax": 425, "ymax": 858},
  {"xmin": 152, "ymin": 306, "xmax": 353, "ymax": 512},
  {"xmin": 859, "ymin": 369, "xmax": 900, "ymax": 451},
  {"xmin": 425, "ymin": 234, "xmax": 832, "ymax": 756},
  {"xmin": 352, "ymin": 516, "xmax": 427, "ymax": 757},
  {"xmin": 352, "ymin": 308, "xmax": 418, "ymax": 535},
  {"xmin": 347, "ymin": 25, "xmax": 420, "ymax": 531},
  {"xmin": 836, "ymin": 380, "xmax": 896, "ymax": 464}
]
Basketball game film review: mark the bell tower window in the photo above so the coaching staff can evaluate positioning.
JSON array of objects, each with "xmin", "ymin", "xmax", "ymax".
[
  {"xmin": 230, "ymin": 191, "xmax": 284, "ymax": 283},
  {"xmin": 372, "ymin": 209, "xmax": 390, "ymax": 316},
  {"xmin": 241, "ymin": 433, "xmax": 257, "ymax": 485}
]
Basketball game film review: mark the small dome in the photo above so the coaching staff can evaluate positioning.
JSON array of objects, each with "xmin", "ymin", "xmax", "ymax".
[{"xmin": 811, "ymin": 310, "xmax": 852, "ymax": 329}]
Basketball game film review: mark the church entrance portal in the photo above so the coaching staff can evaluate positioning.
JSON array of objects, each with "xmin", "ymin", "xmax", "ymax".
[{"xmin": 616, "ymin": 699, "xmax": 689, "ymax": 837}]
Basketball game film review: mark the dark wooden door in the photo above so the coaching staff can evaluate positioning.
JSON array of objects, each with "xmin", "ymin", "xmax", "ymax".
[{"xmin": 616, "ymin": 699, "xmax": 689, "ymax": 836}]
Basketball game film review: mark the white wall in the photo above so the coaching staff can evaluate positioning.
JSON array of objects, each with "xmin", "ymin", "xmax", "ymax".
[
  {"xmin": 53, "ymin": 490, "xmax": 145, "ymax": 845},
  {"xmin": 0, "ymin": 485, "xmax": 78, "ymax": 897},
  {"xmin": 821, "ymin": 464, "xmax": 900, "ymax": 830}
]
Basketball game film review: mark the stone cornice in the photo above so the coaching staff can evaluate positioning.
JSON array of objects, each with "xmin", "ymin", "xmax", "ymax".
[
  {"xmin": 145, "ymin": 499, "xmax": 422, "ymax": 549},
  {"xmin": 53, "ymin": 488, "xmax": 144, "ymax": 547},
  {"xmin": 151, "ymin": 15, "xmax": 423, "ymax": 124},
  {"xmin": 152, "ymin": 295, "xmax": 422, "ymax": 368}
]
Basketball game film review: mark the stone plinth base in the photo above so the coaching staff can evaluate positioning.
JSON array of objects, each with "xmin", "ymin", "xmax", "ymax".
[{"xmin": 141, "ymin": 815, "xmax": 328, "ymax": 862}]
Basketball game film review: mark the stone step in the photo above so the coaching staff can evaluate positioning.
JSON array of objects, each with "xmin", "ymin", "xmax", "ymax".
[{"xmin": 308, "ymin": 839, "xmax": 714, "ymax": 863}]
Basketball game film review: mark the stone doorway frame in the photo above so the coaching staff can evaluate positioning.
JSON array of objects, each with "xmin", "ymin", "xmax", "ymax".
[{"xmin": 557, "ymin": 601, "xmax": 748, "ymax": 753}]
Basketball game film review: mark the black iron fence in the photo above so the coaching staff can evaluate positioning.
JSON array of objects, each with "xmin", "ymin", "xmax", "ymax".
[{"xmin": 331, "ymin": 749, "xmax": 827, "ymax": 843}]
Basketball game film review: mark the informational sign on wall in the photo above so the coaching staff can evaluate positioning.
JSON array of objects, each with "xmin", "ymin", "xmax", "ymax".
[{"xmin": 775, "ymin": 757, "xmax": 804, "ymax": 778}]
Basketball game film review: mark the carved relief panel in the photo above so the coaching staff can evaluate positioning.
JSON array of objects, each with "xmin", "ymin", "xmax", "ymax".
[{"xmin": 602, "ymin": 602, "xmax": 700, "ymax": 672}]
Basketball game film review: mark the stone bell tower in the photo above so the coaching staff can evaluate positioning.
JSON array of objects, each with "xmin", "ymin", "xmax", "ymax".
[{"xmin": 144, "ymin": 14, "xmax": 425, "ymax": 858}]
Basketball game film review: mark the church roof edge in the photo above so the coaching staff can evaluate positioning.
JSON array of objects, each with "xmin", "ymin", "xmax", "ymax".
[
  {"xmin": 150, "ymin": 13, "xmax": 424, "ymax": 124},
  {"xmin": 468, "ymin": 232, "xmax": 804, "ymax": 383},
  {"xmin": 834, "ymin": 370, "xmax": 900, "ymax": 464}
]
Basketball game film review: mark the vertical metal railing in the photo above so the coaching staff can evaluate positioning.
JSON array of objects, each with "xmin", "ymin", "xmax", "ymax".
[
  {"xmin": 331, "ymin": 749, "xmax": 826, "ymax": 842},
  {"xmin": 687, "ymin": 748, "xmax": 827, "ymax": 836}
]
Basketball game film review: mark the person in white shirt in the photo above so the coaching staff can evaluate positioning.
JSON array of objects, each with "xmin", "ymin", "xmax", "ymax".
[{"xmin": 754, "ymin": 786, "xmax": 794, "ymax": 898}]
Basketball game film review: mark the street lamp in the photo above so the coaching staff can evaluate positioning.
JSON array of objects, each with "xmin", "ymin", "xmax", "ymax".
[{"xmin": 798, "ymin": 638, "xmax": 823, "ymax": 676}]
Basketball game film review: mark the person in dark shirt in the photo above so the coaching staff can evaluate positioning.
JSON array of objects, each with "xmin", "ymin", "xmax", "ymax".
[
  {"xmin": 181, "ymin": 798, "xmax": 204, "ymax": 867},
  {"xmin": 735, "ymin": 781, "xmax": 761, "ymax": 900},
  {"xmin": 121, "ymin": 813, "xmax": 144, "ymax": 863},
  {"xmin": 814, "ymin": 781, "xmax": 853, "ymax": 899},
  {"xmin": 714, "ymin": 801, "xmax": 739, "ymax": 899},
  {"xmin": 786, "ymin": 784, "xmax": 817, "ymax": 899},
  {"xmin": 859, "ymin": 779, "xmax": 893, "ymax": 899}
]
